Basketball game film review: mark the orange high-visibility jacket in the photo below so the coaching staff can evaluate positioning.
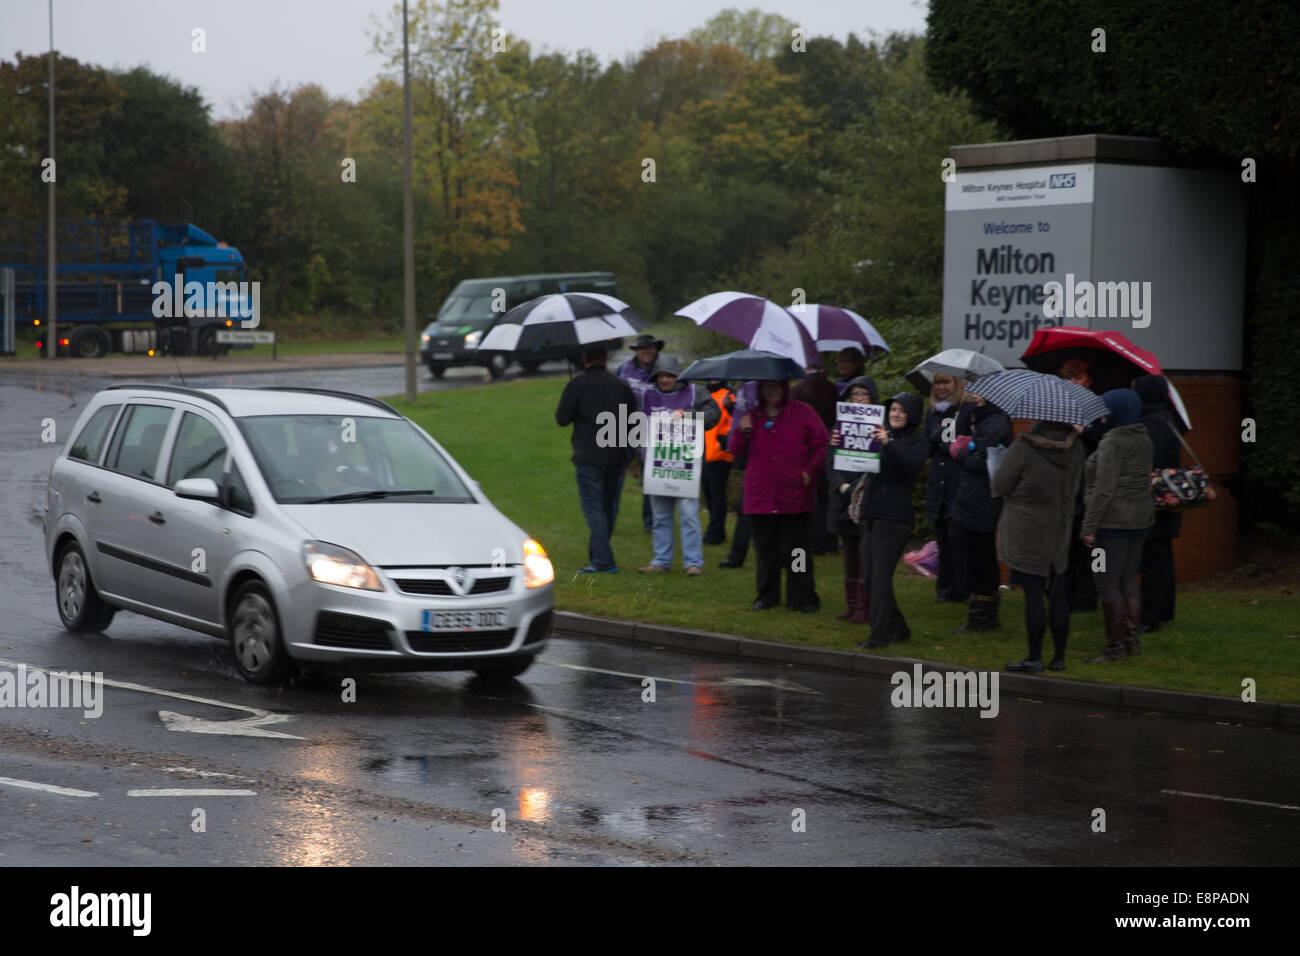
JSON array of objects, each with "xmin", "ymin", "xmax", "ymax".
[{"xmin": 706, "ymin": 386, "xmax": 734, "ymax": 463}]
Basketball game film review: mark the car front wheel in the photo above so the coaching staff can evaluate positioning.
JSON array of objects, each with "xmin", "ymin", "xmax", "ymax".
[
  {"xmin": 229, "ymin": 581, "xmax": 291, "ymax": 684},
  {"xmin": 55, "ymin": 541, "xmax": 116, "ymax": 632}
]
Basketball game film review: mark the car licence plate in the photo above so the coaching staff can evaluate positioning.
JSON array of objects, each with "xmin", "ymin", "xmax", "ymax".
[
  {"xmin": 422, "ymin": 608, "xmax": 508, "ymax": 632},
  {"xmin": 432, "ymin": 352, "xmax": 455, "ymax": 360}
]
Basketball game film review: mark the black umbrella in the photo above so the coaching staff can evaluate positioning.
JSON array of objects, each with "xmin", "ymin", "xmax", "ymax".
[{"xmin": 677, "ymin": 349, "xmax": 808, "ymax": 383}]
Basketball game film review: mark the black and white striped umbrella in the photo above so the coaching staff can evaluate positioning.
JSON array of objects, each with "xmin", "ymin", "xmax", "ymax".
[
  {"xmin": 477, "ymin": 293, "xmax": 647, "ymax": 352},
  {"xmin": 966, "ymin": 369, "xmax": 1110, "ymax": 426}
]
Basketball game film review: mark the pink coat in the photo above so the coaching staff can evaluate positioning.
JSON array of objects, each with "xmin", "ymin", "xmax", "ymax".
[{"xmin": 730, "ymin": 389, "xmax": 828, "ymax": 514}]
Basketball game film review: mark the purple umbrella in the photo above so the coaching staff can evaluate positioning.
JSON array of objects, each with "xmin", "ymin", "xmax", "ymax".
[
  {"xmin": 794, "ymin": 304, "xmax": 890, "ymax": 355},
  {"xmin": 675, "ymin": 292, "xmax": 821, "ymax": 367}
]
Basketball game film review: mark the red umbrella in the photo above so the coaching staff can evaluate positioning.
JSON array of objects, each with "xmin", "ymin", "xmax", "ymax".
[{"xmin": 1020, "ymin": 327, "xmax": 1190, "ymax": 428}]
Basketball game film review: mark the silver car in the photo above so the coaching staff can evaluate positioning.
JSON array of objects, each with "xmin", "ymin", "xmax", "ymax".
[{"xmin": 43, "ymin": 385, "xmax": 554, "ymax": 684}]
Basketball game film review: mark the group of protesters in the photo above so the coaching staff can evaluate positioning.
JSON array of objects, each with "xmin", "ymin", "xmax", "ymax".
[{"xmin": 555, "ymin": 334, "xmax": 1185, "ymax": 671}]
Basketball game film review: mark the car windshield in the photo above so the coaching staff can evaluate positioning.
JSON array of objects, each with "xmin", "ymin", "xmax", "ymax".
[
  {"xmin": 435, "ymin": 294, "xmax": 497, "ymax": 329},
  {"xmin": 238, "ymin": 415, "xmax": 475, "ymax": 504}
]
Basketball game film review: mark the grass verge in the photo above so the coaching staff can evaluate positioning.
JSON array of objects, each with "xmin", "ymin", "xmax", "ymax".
[{"xmin": 389, "ymin": 375, "xmax": 1300, "ymax": 705}]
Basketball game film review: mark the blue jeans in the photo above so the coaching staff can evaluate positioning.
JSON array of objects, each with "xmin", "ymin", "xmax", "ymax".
[
  {"xmin": 649, "ymin": 494, "xmax": 702, "ymax": 569},
  {"xmin": 574, "ymin": 462, "xmax": 626, "ymax": 569}
]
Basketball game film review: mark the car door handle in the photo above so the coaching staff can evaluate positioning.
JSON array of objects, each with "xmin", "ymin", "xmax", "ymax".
[
  {"xmin": 86, "ymin": 491, "xmax": 101, "ymax": 503},
  {"xmin": 149, "ymin": 511, "xmax": 166, "ymax": 525}
]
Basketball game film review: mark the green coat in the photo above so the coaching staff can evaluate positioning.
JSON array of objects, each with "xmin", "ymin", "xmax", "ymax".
[
  {"xmin": 1082, "ymin": 423, "xmax": 1155, "ymax": 536},
  {"xmin": 993, "ymin": 425, "xmax": 1085, "ymax": 576}
]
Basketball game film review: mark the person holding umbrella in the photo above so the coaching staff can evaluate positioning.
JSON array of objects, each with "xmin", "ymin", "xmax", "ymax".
[
  {"xmin": 731, "ymin": 380, "xmax": 828, "ymax": 612},
  {"xmin": 924, "ymin": 373, "xmax": 972, "ymax": 603},
  {"xmin": 948, "ymin": 396, "xmax": 1013, "ymax": 632},
  {"xmin": 638, "ymin": 357, "xmax": 721, "ymax": 575},
  {"xmin": 554, "ymin": 342, "xmax": 638, "ymax": 574},
  {"xmin": 995, "ymin": 419, "xmax": 1086, "ymax": 671},
  {"xmin": 1082, "ymin": 389, "xmax": 1155, "ymax": 662},
  {"xmin": 905, "ymin": 350, "xmax": 1004, "ymax": 606},
  {"xmin": 1133, "ymin": 374, "xmax": 1185, "ymax": 632}
]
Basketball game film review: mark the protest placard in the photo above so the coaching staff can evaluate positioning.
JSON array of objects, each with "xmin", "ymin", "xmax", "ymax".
[
  {"xmin": 833, "ymin": 402, "xmax": 884, "ymax": 473},
  {"xmin": 643, "ymin": 413, "xmax": 704, "ymax": 498}
]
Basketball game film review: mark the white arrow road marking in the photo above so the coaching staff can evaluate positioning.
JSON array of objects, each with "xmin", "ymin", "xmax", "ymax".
[
  {"xmin": 157, "ymin": 710, "xmax": 300, "ymax": 739},
  {"xmin": 162, "ymin": 767, "xmax": 254, "ymax": 781},
  {"xmin": 0, "ymin": 776, "xmax": 98, "ymax": 797},
  {"xmin": 127, "ymin": 789, "xmax": 256, "ymax": 797},
  {"xmin": 715, "ymin": 677, "xmax": 818, "ymax": 694},
  {"xmin": 539, "ymin": 660, "xmax": 818, "ymax": 694},
  {"xmin": 0, "ymin": 657, "xmax": 303, "ymax": 740},
  {"xmin": 1161, "ymin": 789, "xmax": 1300, "ymax": 811}
]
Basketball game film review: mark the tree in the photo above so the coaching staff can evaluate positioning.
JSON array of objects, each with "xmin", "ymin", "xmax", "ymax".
[
  {"xmin": 687, "ymin": 8, "xmax": 800, "ymax": 60},
  {"xmin": 370, "ymin": 0, "xmax": 530, "ymax": 295},
  {"xmin": 0, "ymin": 53, "xmax": 127, "ymax": 221},
  {"xmin": 926, "ymin": 0, "xmax": 1300, "ymax": 526},
  {"xmin": 101, "ymin": 67, "xmax": 228, "ymax": 223}
]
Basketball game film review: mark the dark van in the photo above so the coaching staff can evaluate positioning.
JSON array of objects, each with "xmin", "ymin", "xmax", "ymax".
[{"xmin": 419, "ymin": 272, "xmax": 618, "ymax": 378}]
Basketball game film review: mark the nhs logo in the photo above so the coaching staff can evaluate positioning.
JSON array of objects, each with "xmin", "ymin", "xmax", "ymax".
[{"xmin": 1049, "ymin": 173, "xmax": 1076, "ymax": 189}]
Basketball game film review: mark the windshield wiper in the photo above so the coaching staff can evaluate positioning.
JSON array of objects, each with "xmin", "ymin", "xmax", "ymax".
[{"xmin": 299, "ymin": 489, "xmax": 436, "ymax": 504}]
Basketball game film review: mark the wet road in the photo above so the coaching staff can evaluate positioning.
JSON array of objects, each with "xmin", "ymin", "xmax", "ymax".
[{"xmin": 2, "ymin": 372, "xmax": 1296, "ymax": 866}]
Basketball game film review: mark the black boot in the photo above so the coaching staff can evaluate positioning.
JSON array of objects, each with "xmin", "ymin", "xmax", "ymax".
[{"xmin": 951, "ymin": 594, "xmax": 995, "ymax": 633}]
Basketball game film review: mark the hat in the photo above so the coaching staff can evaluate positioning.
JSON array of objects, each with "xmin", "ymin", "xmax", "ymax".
[
  {"xmin": 1101, "ymin": 388, "xmax": 1142, "ymax": 427},
  {"xmin": 633, "ymin": 334, "xmax": 665, "ymax": 351},
  {"xmin": 655, "ymin": 355, "xmax": 683, "ymax": 377}
]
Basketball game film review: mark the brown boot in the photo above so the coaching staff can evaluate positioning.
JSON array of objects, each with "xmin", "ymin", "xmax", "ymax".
[
  {"xmin": 1086, "ymin": 602, "xmax": 1129, "ymax": 662},
  {"xmin": 1122, "ymin": 595, "xmax": 1143, "ymax": 656},
  {"xmin": 849, "ymin": 578, "xmax": 869, "ymax": 624},
  {"xmin": 837, "ymin": 578, "xmax": 860, "ymax": 621}
]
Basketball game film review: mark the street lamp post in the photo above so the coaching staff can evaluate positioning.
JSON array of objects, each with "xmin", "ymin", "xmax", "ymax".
[
  {"xmin": 402, "ymin": 0, "xmax": 416, "ymax": 403},
  {"xmin": 45, "ymin": 0, "xmax": 56, "ymax": 359}
]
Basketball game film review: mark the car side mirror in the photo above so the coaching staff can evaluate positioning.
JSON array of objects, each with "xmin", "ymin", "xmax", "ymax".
[{"xmin": 174, "ymin": 477, "xmax": 220, "ymax": 501}]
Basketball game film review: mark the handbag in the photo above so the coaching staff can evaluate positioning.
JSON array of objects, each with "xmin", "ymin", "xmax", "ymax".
[
  {"xmin": 847, "ymin": 472, "xmax": 871, "ymax": 524},
  {"xmin": 1151, "ymin": 422, "xmax": 1216, "ymax": 511}
]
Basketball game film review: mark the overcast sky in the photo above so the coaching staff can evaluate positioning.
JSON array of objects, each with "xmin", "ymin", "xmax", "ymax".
[{"xmin": 2, "ymin": 0, "xmax": 928, "ymax": 119}]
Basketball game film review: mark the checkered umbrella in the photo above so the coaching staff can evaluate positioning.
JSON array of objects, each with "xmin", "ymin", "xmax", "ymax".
[
  {"xmin": 477, "ymin": 293, "xmax": 646, "ymax": 352},
  {"xmin": 966, "ymin": 370, "xmax": 1110, "ymax": 426}
]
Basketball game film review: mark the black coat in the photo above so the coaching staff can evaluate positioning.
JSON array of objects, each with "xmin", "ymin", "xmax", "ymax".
[
  {"xmin": 924, "ymin": 401, "xmax": 969, "ymax": 520},
  {"xmin": 1141, "ymin": 404, "xmax": 1184, "ymax": 538},
  {"xmin": 950, "ymin": 404, "xmax": 1012, "ymax": 534},
  {"xmin": 858, "ymin": 392, "xmax": 929, "ymax": 527},
  {"xmin": 825, "ymin": 375, "xmax": 880, "ymax": 535},
  {"xmin": 555, "ymin": 366, "xmax": 638, "ymax": 465}
]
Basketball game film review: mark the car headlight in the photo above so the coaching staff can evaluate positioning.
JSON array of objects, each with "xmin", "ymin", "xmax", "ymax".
[
  {"xmin": 303, "ymin": 541, "xmax": 383, "ymax": 591},
  {"xmin": 522, "ymin": 538, "xmax": 553, "ymax": 589},
  {"xmin": 464, "ymin": 331, "xmax": 482, "ymax": 348},
  {"xmin": 421, "ymin": 333, "xmax": 430, "ymax": 342}
]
